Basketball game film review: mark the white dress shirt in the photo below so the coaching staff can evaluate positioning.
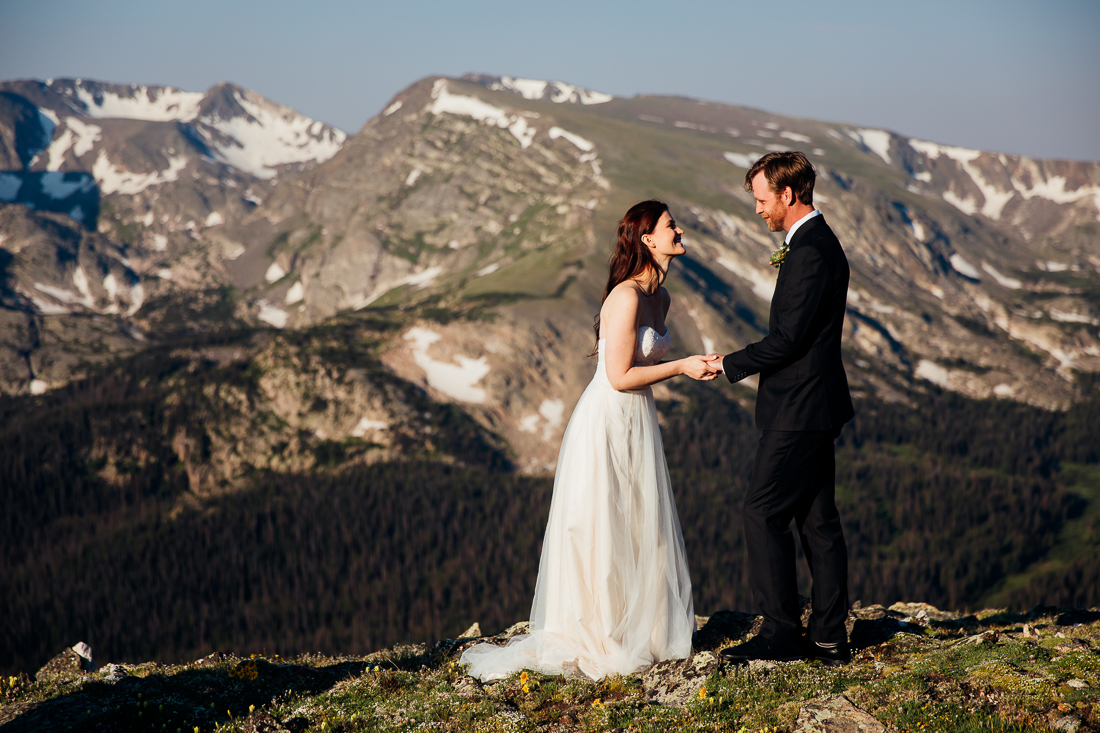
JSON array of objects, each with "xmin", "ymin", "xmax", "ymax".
[{"xmin": 785, "ymin": 209, "xmax": 821, "ymax": 244}]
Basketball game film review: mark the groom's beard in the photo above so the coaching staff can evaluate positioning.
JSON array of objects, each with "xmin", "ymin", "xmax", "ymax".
[{"xmin": 763, "ymin": 200, "xmax": 788, "ymax": 232}]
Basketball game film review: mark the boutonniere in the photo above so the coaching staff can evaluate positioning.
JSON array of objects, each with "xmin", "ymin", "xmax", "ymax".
[{"xmin": 769, "ymin": 243, "xmax": 789, "ymax": 269}]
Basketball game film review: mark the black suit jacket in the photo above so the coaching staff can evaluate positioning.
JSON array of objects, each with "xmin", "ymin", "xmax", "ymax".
[{"xmin": 723, "ymin": 215, "xmax": 855, "ymax": 431}]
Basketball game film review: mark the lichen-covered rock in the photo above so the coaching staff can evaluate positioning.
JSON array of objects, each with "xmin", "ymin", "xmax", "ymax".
[
  {"xmin": 35, "ymin": 644, "xmax": 94, "ymax": 683},
  {"xmin": 641, "ymin": 651, "xmax": 719, "ymax": 706},
  {"xmin": 101, "ymin": 663, "xmax": 127, "ymax": 684},
  {"xmin": 887, "ymin": 602, "xmax": 959, "ymax": 623},
  {"xmin": 792, "ymin": 694, "xmax": 887, "ymax": 732},
  {"xmin": 194, "ymin": 651, "xmax": 227, "ymax": 667},
  {"xmin": 956, "ymin": 630, "xmax": 1000, "ymax": 647},
  {"xmin": 454, "ymin": 676, "xmax": 483, "ymax": 699},
  {"xmin": 1051, "ymin": 714, "xmax": 1081, "ymax": 732}
]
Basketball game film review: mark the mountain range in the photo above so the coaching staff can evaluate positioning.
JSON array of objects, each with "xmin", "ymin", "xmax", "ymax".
[
  {"xmin": 2, "ymin": 72, "xmax": 1098, "ymax": 475},
  {"xmin": 3, "ymin": 72, "xmax": 1100, "ymax": 676}
]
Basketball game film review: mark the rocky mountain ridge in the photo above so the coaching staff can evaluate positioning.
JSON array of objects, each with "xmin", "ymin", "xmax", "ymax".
[
  {"xmin": 3, "ymin": 602, "xmax": 1098, "ymax": 732},
  {"xmin": 1, "ymin": 73, "xmax": 1099, "ymax": 473}
]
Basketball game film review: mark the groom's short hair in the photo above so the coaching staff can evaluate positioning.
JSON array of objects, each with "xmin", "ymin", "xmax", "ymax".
[{"xmin": 745, "ymin": 151, "xmax": 815, "ymax": 207}]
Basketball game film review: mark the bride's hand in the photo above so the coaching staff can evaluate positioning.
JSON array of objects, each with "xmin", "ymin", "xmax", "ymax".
[{"xmin": 681, "ymin": 354, "xmax": 719, "ymax": 381}]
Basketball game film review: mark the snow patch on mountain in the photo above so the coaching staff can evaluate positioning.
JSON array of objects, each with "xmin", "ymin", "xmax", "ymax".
[
  {"xmin": 93, "ymin": 152, "xmax": 188, "ymax": 195},
  {"xmin": 126, "ymin": 283, "xmax": 144, "ymax": 316},
  {"xmin": 46, "ymin": 118, "xmax": 102, "ymax": 169},
  {"xmin": 1049, "ymin": 309, "xmax": 1098, "ymax": 325},
  {"xmin": 38, "ymin": 107, "xmax": 59, "ymax": 128},
  {"xmin": 34, "ymin": 280, "xmax": 90, "ymax": 309},
  {"xmin": 285, "ymin": 281, "xmax": 305, "ymax": 304},
  {"xmin": 383, "ymin": 100, "xmax": 403, "ymax": 116},
  {"xmin": 909, "ymin": 140, "xmax": 1014, "ymax": 219},
  {"xmin": 981, "ymin": 262, "xmax": 1022, "ymax": 289},
  {"xmin": 723, "ymin": 152, "xmax": 761, "ymax": 169},
  {"xmin": 520, "ymin": 398, "xmax": 565, "ymax": 441},
  {"xmin": 404, "ymin": 327, "xmax": 491, "ymax": 404},
  {"xmin": 352, "ymin": 266, "xmax": 445, "ymax": 310},
  {"xmin": 717, "ymin": 253, "xmax": 776, "ymax": 302},
  {"xmin": 850, "ymin": 129, "xmax": 892, "ymax": 164},
  {"xmin": 1008, "ymin": 161, "xmax": 1100, "ymax": 217},
  {"xmin": 351, "ymin": 417, "xmax": 388, "ymax": 437},
  {"xmin": 28, "ymin": 108, "xmax": 59, "ymax": 164},
  {"xmin": 949, "ymin": 254, "xmax": 981, "ymax": 280},
  {"xmin": 687, "ymin": 307, "xmax": 716, "ymax": 355},
  {"xmin": 402, "ymin": 266, "xmax": 443, "ymax": 289},
  {"xmin": 265, "ymin": 263, "xmax": 287, "ymax": 283},
  {"xmin": 548, "ymin": 127, "xmax": 594, "ymax": 152},
  {"xmin": 66, "ymin": 81, "xmax": 205, "ymax": 121},
  {"xmin": 429, "ymin": 79, "xmax": 536, "ymax": 149},
  {"xmin": 198, "ymin": 90, "xmax": 346, "ymax": 179},
  {"xmin": 780, "ymin": 131, "xmax": 812, "ymax": 143},
  {"xmin": 25, "ymin": 287, "xmax": 72, "ymax": 315},
  {"xmin": 480, "ymin": 76, "xmax": 613, "ymax": 105},
  {"xmin": 257, "ymin": 301, "xmax": 289, "ymax": 328},
  {"xmin": 103, "ymin": 272, "xmax": 118, "ymax": 302},
  {"xmin": 915, "ymin": 360, "xmax": 950, "ymax": 388}
]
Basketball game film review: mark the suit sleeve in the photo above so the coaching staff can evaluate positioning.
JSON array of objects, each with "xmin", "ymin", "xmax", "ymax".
[{"xmin": 723, "ymin": 244, "xmax": 830, "ymax": 382}]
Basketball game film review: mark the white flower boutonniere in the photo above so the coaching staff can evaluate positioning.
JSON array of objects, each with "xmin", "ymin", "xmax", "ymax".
[{"xmin": 769, "ymin": 243, "xmax": 789, "ymax": 269}]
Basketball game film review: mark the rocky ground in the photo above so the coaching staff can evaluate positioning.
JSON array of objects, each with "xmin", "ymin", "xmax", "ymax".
[{"xmin": 2, "ymin": 603, "xmax": 1098, "ymax": 732}]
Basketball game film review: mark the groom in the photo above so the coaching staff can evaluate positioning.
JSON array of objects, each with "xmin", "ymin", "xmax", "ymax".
[{"xmin": 715, "ymin": 151, "xmax": 855, "ymax": 665}]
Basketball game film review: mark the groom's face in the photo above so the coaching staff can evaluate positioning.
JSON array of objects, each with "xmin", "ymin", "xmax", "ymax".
[{"xmin": 751, "ymin": 172, "xmax": 791, "ymax": 233}]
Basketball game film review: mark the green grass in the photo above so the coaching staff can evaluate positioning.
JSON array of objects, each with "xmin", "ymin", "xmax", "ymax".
[{"xmin": 5, "ymin": 610, "xmax": 1096, "ymax": 732}]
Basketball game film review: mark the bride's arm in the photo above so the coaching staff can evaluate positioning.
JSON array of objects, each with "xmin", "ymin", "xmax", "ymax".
[{"xmin": 602, "ymin": 287, "xmax": 715, "ymax": 390}]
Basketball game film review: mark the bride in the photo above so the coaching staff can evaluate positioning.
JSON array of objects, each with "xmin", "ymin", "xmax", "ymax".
[{"xmin": 461, "ymin": 200, "xmax": 720, "ymax": 681}]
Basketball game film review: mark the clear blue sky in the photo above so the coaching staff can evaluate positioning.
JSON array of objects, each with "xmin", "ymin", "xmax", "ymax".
[{"xmin": 2, "ymin": 0, "xmax": 1098, "ymax": 161}]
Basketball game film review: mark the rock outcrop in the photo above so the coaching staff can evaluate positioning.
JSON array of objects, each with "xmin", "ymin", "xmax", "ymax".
[{"xmin": 4, "ymin": 603, "xmax": 1099, "ymax": 732}]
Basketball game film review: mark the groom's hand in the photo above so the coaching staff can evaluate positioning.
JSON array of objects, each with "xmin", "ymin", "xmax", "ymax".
[{"xmin": 704, "ymin": 354, "xmax": 724, "ymax": 373}]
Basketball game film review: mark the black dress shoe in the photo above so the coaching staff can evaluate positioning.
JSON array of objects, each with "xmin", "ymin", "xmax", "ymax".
[
  {"xmin": 799, "ymin": 638, "xmax": 851, "ymax": 666},
  {"xmin": 720, "ymin": 635, "xmax": 804, "ymax": 665}
]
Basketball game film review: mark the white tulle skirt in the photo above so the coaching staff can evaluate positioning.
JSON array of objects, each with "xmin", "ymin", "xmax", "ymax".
[{"xmin": 461, "ymin": 344, "xmax": 695, "ymax": 681}]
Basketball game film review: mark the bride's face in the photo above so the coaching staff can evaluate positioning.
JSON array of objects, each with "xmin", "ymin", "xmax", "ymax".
[{"xmin": 644, "ymin": 211, "xmax": 685, "ymax": 259}]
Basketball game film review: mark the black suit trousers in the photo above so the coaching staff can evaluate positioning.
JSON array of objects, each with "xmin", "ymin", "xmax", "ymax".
[{"xmin": 744, "ymin": 429, "xmax": 848, "ymax": 644}]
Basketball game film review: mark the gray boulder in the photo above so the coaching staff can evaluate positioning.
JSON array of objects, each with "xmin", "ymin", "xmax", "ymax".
[
  {"xmin": 640, "ymin": 651, "xmax": 720, "ymax": 706},
  {"xmin": 792, "ymin": 694, "xmax": 888, "ymax": 732}
]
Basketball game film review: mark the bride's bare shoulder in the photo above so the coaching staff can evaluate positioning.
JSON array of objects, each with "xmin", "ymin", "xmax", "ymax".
[
  {"xmin": 600, "ymin": 282, "xmax": 641, "ymax": 326},
  {"xmin": 606, "ymin": 280, "xmax": 643, "ymax": 304}
]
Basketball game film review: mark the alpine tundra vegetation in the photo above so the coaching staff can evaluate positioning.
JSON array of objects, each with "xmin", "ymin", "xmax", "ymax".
[{"xmin": 3, "ymin": 604, "xmax": 1099, "ymax": 732}]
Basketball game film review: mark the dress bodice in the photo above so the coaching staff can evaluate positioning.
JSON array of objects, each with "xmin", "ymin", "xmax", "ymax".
[
  {"xmin": 597, "ymin": 325, "xmax": 672, "ymax": 369},
  {"xmin": 634, "ymin": 325, "xmax": 672, "ymax": 366}
]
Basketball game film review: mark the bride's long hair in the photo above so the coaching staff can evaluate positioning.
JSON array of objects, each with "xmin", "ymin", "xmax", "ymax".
[{"xmin": 590, "ymin": 199, "xmax": 669, "ymax": 355}]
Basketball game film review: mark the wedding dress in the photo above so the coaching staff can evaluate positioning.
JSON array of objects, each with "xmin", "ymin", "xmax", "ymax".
[{"xmin": 461, "ymin": 326, "xmax": 695, "ymax": 681}]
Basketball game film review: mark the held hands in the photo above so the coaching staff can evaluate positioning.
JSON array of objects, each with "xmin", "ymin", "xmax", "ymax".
[{"xmin": 682, "ymin": 353, "xmax": 724, "ymax": 381}]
